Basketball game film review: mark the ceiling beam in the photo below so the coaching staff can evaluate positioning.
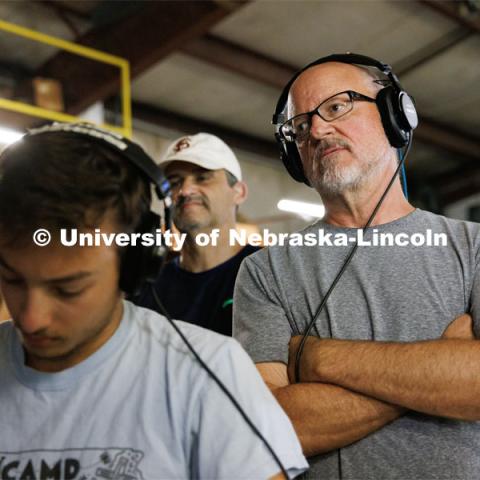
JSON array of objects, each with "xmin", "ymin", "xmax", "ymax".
[
  {"xmin": 181, "ymin": 34, "xmax": 296, "ymax": 89},
  {"xmin": 36, "ymin": 1, "xmax": 246, "ymax": 115},
  {"xmin": 421, "ymin": 0, "xmax": 480, "ymax": 32},
  {"xmin": 393, "ymin": 26, "xmax": 471, "ymax": 77},
  {"xmin": 428, "ymin": 164, "xmax": 480, "ymax": 207},
  {"xmin": 130, "ymin": 101, "xmax": 278, "ymax": 159},
  {"xmin": 413, "ymin": 118, "xmax": 480, "ymax": 161}
]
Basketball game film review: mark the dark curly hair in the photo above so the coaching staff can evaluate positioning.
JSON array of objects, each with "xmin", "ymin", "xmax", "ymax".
[{"xmin": 0, "ymin": 131, "xmax": 151, "ymax": 247}]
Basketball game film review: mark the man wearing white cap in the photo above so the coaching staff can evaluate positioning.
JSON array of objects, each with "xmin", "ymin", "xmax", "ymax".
[{"xmin": 134, "ymin": 133, "xmax": 259, "ymax": 335}]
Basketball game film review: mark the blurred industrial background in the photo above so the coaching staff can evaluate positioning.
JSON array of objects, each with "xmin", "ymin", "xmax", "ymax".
[{"xmin": 0, "ymin": 0, "xmax": 479, "ymax": 232}]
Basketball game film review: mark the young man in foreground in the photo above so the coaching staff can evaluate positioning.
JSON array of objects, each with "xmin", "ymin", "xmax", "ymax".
[{"xmin": 0, "ymin": 123, "xmax": 307, "ymax": 479}]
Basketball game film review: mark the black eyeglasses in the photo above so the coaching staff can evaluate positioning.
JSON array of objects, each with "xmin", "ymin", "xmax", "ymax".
[{"xmin": 280, "ymin": 90, "xmax": 376, "ymax": 142}]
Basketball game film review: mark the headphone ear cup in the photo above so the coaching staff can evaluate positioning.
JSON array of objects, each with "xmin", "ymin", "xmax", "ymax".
[
  {"xmin": 276, "ymin": 134, "xmax": 311, "ymax": 185},
  {"xmin": 376, "ymin": 86, "xmax": 410, "ymax": 148},
  {"xmin": 120, "ymin": 210, "xmax": 166, "ymax": 297}
]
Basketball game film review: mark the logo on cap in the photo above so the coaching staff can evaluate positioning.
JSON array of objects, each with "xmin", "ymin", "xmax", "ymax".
[{"xmin": 173, "ymin": 138, "xmax": 191, "ymax": 153}]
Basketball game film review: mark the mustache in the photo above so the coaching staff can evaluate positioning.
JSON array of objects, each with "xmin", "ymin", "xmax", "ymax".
[
  {"xmin": 313, "ymin": 138, "xmax": 350, "ymax": 161},
  {"xmin": 175, "ymin": 194, "xmax": 209, "ymax": 210}
]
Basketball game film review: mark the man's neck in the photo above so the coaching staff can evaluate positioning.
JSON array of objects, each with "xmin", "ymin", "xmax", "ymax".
[
  {"xmin": 179, "ymin": 224, "xmax": 244, "ymax": 273},
  {"xmin": 321, "ymin": 176, "xmax": 414, "ymax": 228}
]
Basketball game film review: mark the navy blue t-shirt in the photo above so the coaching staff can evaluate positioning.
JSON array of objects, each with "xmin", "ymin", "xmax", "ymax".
[{"xmin": 134, "ymin": 245, "xmax": 260, "ymax": 336}]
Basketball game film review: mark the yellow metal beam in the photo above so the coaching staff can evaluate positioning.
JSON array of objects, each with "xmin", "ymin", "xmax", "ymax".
[
  {"xmin": 0, "ymin": 19, "xmax": 126, "ymax": 66},
  {"xmin": 0, "ymin": 19, "xmax": 131, "ymax": 137},
  {"xmin": 0, "ymin": 98, "xmax": 126, "ymax": 136}
]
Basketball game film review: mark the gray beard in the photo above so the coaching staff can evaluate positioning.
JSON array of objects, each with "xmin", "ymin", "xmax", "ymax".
[
  {"xmin": 313, "ymin": 160, "xmax": 366, "ymax": 195},
  {"xmin": 309, "ymin": 151, "xmax": 386, "ymax": 197}
]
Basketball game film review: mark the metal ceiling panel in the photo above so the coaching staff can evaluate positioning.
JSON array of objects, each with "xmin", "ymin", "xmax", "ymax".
[
  {"xmin": 401, "ymin": 35, "xmax": 480, "ymax": 138},
  {"xmin": 211, "ymin": 0, "xmax": 457, "ymax": 68},
  {"xmin": 0, "ymin": 2, "xmax": 90, "ymax": 70},
  {"xmin": 132, "ymin": 52, "xmax": 280, "ymax": 140}
]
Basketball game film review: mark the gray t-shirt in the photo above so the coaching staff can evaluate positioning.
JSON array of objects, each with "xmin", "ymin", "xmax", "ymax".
[
  {"xmin": 0, "ymin": 300, "xmax": 308, "ymax": 479},
  {"xmin": 233, "ymin": 209, "xmax": 480, "ymax": 479}
]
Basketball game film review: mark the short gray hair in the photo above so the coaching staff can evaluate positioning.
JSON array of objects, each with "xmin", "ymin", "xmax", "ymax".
[{"xmin": 225, "ymin": 170, "xmax": 238, "ymax": 187}]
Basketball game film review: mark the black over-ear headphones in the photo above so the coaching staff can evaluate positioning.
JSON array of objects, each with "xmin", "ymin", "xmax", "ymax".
[
  {"xmin": 272, "ymin": 53, "xmax": 419, "ymax": 185},
  {"xmin": 24, "ymin": 122, "xmax": 172, "ymax": 297}
]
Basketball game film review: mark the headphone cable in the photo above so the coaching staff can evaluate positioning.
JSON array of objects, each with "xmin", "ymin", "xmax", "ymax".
[
  {"xmin": 400, "ymin": 154, "xmax": 408, "ymax": 200},
  {"xmin": 294, "ymin": 133, "xmax": 413, "ymax": 382},
  {"xmin": 149, "ymin": 285, "xmax": 289, "ymax": 478}
]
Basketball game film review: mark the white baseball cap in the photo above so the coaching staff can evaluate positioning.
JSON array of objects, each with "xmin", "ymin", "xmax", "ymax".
[{"xmin": 159, "ymin": 133, "xmax": 242, "ymax": 181}]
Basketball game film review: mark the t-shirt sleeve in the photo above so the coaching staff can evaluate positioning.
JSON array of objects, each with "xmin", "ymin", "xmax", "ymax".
[
  {"xmin": 233, "ymin": 254, "xmax": 293, "ymax": 365},
  {"xmin": 191, "ymin": 339, "xmax": 308, "ymax": 479}
]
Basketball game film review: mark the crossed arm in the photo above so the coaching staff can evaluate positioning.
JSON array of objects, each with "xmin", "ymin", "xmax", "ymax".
[{"xmin": 258, "ymin": 314, "xmax": 478, "ymax": 457}]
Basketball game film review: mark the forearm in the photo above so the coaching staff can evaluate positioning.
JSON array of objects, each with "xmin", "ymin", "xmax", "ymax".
[
  {"xmin": 271, "ymin": 382, "xmax": 404, "ymax": 457},
  {"xmin": 309, "ymin": 338, "xmax": 480, "ymax": 420}
]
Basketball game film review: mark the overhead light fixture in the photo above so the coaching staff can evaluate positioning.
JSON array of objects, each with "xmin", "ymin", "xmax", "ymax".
[
  {"xmin": 0, "ymin": 127, "xmax": 23, "ymax": 145},
  {"xmin": 277, "ymin": 199, "xmax": 325, "ymax": 218}
]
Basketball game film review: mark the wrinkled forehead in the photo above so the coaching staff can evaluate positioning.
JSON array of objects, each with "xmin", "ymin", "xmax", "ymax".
[{"xmin": 287, "ymin": 62, "xmax": 375, "ymax": 116}]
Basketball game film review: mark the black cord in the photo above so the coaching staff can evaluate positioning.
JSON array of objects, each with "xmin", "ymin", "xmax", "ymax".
[
  {"xmin": 150, "ymin": 285, "xmax": 290, "ymax": 479},
  {"xmin": 294, "ymin": 133, "xmax": 413, "ymax": 382}
]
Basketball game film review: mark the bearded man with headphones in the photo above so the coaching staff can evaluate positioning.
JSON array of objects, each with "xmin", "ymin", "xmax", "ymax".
[
  {"xmin": 0, "ymin": 123, "xmax": 308, "ymax": 479},
  {"xmin": 233, "ymin": 54, "xmax": 480, "ymax": 479}
]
